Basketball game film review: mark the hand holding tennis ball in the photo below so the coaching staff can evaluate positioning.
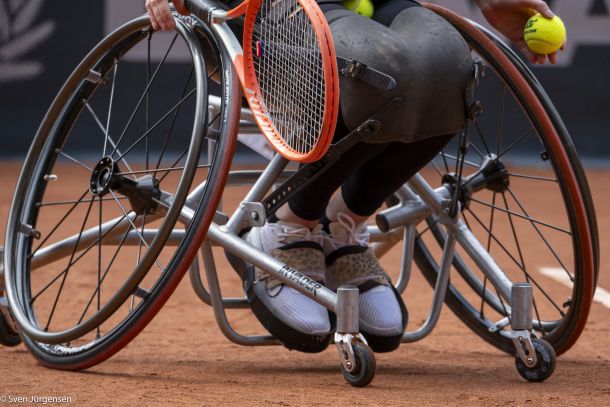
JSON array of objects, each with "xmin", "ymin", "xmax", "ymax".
[
  {"xmin": 342, "ymin": 0, "xmax": 374, "ymax": 18},
  {"xmin": 476, "ymin": 0, "xmax": 564, "ymax": 64},
  {"xmin": 524, "ymin": 13, "xmax": 567, "ymax": 55}
]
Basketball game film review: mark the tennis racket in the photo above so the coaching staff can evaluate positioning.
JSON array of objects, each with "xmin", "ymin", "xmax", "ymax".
[{"xmin": 176, "ymin": 0, "xmax": 339, "ymax": 162}]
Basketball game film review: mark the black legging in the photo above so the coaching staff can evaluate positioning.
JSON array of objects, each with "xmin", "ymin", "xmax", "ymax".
[{"xmin": 287, "ymin": 0, "xmax": 454, "ymax": 220}]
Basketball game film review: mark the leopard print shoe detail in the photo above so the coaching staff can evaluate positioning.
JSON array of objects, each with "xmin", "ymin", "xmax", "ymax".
[
  {"xmin": 326, "ymin": 245, "xmax": 408, "ymax": 353},
  {"xmin": 243, "ymin": 222, "xmax": 333, "ymax": 353},
  {"xmin": 325, "ymin": 246, "xmax": 391, "ymax": 290},
  {"xmin": 260, "ymin": 245, "xmax": 326, "ymax": 294}
]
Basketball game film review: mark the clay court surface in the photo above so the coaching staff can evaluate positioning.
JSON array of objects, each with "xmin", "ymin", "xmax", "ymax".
[{"xmin": 1, "ymin": 162, "xmax": 609, "ymax": 406}]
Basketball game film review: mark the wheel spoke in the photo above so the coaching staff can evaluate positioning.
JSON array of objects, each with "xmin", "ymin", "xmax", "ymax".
[
  {"xmin": 466, "ymin": 208, "xmax": 565, "ymax": 316},
  {"xmin": 30, "ymin": 214, "xmax": 129, "ymax": 303},
  {"xmin": 146, "ymin": 32, "xmax": 152, "ymax": 171},
  {"xmin": 157, "ymin": 146, "xmax": 189, "ymax": 184},
  {"xmin": 470, "ymin": 198, "xmax": 571, "ymax": 235},
  {"xmin": 55, "ymin": 149, "xmax": 92, "ymax": 172},
  {"xmin": 463, "ymin": 210, "xmax": 511, "ymax": 321},
  {"xmin": 84, "ymin": 101, "xmax": 136, "ymax": 176},
  {"xmin": 473, "ymin": 120, "xmax": 492, "ymax": 156},
  {"xmin": 115, "ymin": 164, "xmax": 211, "ymax": 177},
  {"xmin": 103, "ymin": 59, "xmax": 119, "ymax": 156},
  {"xmin": 506, "ymin": 187, "xmax": 573, "ymax": 280},
  {"xmin": 155, "ymin": 65, "xmax": 195, "ymax": 171},
  {"xmin": 507, "ymin": 172, "xmax": 558, "ymax": 183},
  {"xmin": 114, "ymin": 88, "xmax": 197, "ymax": 162},
  {"xmin": 469, "ymin": 141, "xmax": 485, "ymax": 159},
  {"xmin": 76, "ymin": 225, "xmax": 133, "ymax": 326},
  {"xmin": 479, "ymin": 192, "xmax": 497, "ymax": 319},
  {"xmin": 209, "ymin": 111, "xmax": 221, "ymax": 129},
  {"xmin": 498, "ymin": 127, "xmax": 535, "ymax": 159},
  {"xmin": 440, "ymin": 151, "xmax": 450, "ymax": 173},
  {"xmin": 45, "ymin": 196, "xmax": 96, "ymax": 331},
  {"xmin": 439, "ymin": 153, "xmax": 479, "ymax": 168},
  {"xmin": 36, "ymin": 196, "xmax": 127, "ymax": 207},
  {"xmin": 110, "ymin": 33, "xmax": 179, "ymax": 156},
  {"xmin": 31, "ymin": 190, "xmax": 89, "ymax": 257},
  {"xmin": 96, "ymin": 197, "xmax": 102, "ymax": 339},
  {"xmin": 500, "ymin": 192, "xmax": 544, "ymax": 331},
  {"xmin": 496, "ymin": 84, "xmax": 506, "ymax": 156},
  {"xmin": 109, "ymin": 191, "xmax": 165, "ymax": 273}
]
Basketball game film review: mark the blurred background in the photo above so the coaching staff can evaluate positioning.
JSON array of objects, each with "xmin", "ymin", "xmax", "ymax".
[{"xmin": 0, "ymin": 0, "xmax": 609, "ymax": 162}]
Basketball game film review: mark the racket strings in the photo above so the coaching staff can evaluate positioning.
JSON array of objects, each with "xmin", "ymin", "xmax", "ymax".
[{"xmin": 253, "ymin": 0, "xmax": 326, "ymax": 154}]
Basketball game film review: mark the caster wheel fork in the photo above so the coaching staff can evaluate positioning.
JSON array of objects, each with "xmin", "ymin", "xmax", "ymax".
[
  {"xmin": 509, "ymin": 283, "xmax": 556, "ymax": 382},
  {"xmin": 336, "ymin": 334, "xmax": 376, "ymax": 388},
  {"xmin": 514, "ymin": 338, "xmax": 557, "ymax": 382},
  {"xmin": 334, "ymin": 285, "xmax": 376, "ymax": 387}
]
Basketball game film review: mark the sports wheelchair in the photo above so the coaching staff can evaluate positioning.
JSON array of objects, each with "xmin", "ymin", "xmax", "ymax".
[{"xmin": 0, "ymin": 1, "xmax": 598, "ymax": 387}]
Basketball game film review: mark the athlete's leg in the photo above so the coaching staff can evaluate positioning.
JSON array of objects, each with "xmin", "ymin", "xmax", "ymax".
[
  {"xmin": 338, "ymin": 135, "xmax": 453, "ymax": 218},
  {"xmin": 248, "ymin": 0, "xmax": 472, "ymax": 353},
  {"xmin": 286, "ymin": 0, "xmax": 434, "ymax": 222},
  {"xmin": 317, "ymin": 0, "xmax": 471, "ymax": 352}
]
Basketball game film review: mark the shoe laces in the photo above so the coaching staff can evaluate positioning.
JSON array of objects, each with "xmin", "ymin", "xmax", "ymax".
[
  {"xmin": 327, "ymin": 212, "xmax": 370, "ymax": 251},
  {"xmin": 260, "ymin": 222, "xmax": 326, "ymax": 292},
  {"xmin": 276, "ymin": 224, "xmax": 325, "ymax": 247}
]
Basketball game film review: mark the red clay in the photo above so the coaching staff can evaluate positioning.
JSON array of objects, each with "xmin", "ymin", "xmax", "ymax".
[{"xmin": 1, "ymin": 163, "xmax": 609, "ymax": 406}]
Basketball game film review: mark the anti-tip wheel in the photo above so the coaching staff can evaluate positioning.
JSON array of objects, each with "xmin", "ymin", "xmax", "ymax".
[
  {"xmin": 341, "ymin": 342, "xmax": 376, "ymax": 387},
  {"xmin": 515, "ymin": 338, "xmax": 557, "ymax": 382},
  {"xmin": 0, "ymin": 312, "xmax": 21, "ymax": 347}
]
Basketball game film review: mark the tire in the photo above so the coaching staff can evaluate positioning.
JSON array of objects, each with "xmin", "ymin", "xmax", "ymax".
[
  {"xmin": 340, "ymin": 342, "xmax": 376, "ymax": 388},
  {"xmin": 4, "ymin": 14, "xmax": 239, "ymax": 369},
  {"xmin": 412, "ymin": 5, "xmax": 598, "ymax": 356},
  {"xmin": 515, "ymin": 338, "xmax": 556, "ymax": 382}
]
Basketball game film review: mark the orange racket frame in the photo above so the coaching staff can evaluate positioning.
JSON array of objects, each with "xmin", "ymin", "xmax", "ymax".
[{"xmin": 175, "ymin": 0, "xmax": 339, "ymax": 163}]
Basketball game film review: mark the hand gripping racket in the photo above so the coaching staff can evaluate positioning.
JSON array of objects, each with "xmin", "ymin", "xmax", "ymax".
[{"xmin": 175, "ymin": 0, "xmax": 339, "ymax": 163}]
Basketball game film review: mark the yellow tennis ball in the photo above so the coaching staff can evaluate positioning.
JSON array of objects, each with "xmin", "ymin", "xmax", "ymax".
[
  {"xmin": 524, "ymin": 13, "xmax": 567, "ymax": 55},
  {"xmin": 342, "ymin": 0, "xmax": 374, "ymax": 18}
]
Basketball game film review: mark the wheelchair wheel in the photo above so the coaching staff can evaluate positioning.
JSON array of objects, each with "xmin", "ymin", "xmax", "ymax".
[
  {"xmin": 3, "ymin": 14, "xmax": 239, "ymax": 369},
  {"xmin": 413, "ymin": 5, "xmax": 598, "ymax": 356}
]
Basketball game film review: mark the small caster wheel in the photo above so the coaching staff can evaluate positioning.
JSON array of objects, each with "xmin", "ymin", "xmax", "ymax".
[
  {"xmin": 341, "ymin": 342, "xmax": 376, "ymax": 387},
  {"xmin": 515, "ymin": 338, "xmax": 556, "ymax": 382},
  {"xmin": 0, "ymin": 312, "xmax": 21, "ymax": 347}
]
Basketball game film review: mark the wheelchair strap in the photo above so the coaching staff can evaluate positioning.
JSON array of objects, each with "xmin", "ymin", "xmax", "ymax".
[
  {"xmin": 260, "ymin": 98, "xmax": 402, "ymax": 218},
  {"xmin": 336, "ymin": 56, "xmax": 397, "ymax": 91}
]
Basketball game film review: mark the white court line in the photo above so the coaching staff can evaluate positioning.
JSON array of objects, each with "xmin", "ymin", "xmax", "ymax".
[{"xmin": 540, "ymin": 267, "xmax": 610, "ymax": 310}]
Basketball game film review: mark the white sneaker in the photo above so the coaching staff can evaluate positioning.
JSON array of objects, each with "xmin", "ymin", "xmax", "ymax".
[
  {"xmin": 325, "ymin": 212, "xmax": 407, "ymax": 353},
  {"xmin": 243, "ymin": 221, "xmax": 333, "ymax": 353}
]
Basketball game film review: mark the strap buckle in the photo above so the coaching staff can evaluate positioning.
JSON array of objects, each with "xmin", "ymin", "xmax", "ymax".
[
  {"xmin": 337, "ymin": 56, "xmax": 397, "ymax": 91},
  {"xmin": 343, "ymin": 58, "xmax": 366, "ymax": 79}
]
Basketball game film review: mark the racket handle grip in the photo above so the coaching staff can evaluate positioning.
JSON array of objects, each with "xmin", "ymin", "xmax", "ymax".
[{"xmin": 178, "ymin": 0, "xmax": 212, "ymax": 19}]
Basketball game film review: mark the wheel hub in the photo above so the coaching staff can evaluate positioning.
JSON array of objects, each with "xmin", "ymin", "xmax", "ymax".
[
  {"xmin": 90, "ymin": 157, "xmax": 119, "ymax": 196},
  {"xmin": 463, "ymin": 154, "xmax": 510, "ymax": 194},
  {"xmin": 89, "ymin": 156, "xmax": 161, "ymax": 214},
  {"xmin": 442, "ymin": 154, "xmax": 510, "ymax": 208}
]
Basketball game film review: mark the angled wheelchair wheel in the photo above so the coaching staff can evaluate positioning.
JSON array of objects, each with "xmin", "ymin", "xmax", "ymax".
[
  {"xmin": 4, "ymin": 14, "xmax": 238, "ymax": 369},
  {"xmin": 413, "ymin": 5, "xmax": 598, "ymax": 356}
]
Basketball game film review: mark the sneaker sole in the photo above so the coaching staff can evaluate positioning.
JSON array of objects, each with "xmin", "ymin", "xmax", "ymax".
[{"xmin": 244, "ymin": 266, "xmax": 334, "ymax": 353}]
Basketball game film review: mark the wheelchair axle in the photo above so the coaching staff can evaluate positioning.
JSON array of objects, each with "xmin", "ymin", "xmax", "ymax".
[
  {"xmin": 441, "ymin": 153, "xmax": 510, "ymax": 210},
  {"xmin": 89, "ymin": 156, "xmax": 161, "ymax": 215}
]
